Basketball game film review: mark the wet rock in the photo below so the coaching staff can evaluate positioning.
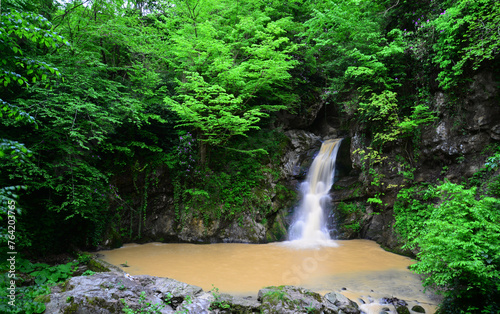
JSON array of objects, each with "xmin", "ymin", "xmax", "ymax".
[
  {"xmin": 490, "ymin": 124, "xmax": 500, "ymax": 140},
  {"xmin": 281, "ymin": 130, "xmax": 322, "ymax": 179},
  {"xmin": 45, "ymin": 272, "xmax": 211, "ymax": 314},
  {"xmin": 45, "ymin": 271, "xmax": 365, "ymax": 314},
  {"xmin": 381, "ymin": 297, "xmax": 408, "ymax": 307},
  {"xmin": 258, "ymin": 286, "xmax": 327, "ymax": 314},
  {"xmin": 258, "ymin": 286, "xmax": 356, "ymax": 314},
  {"xmin": 324, "ymin": 291, "xmax": 360, "ymax": 313},
  {"xmin": 411, "ymin": 304, "xmax": 426, "ymax": 313},
  {"xmin": 220, "ymin": 213, "xmax": 266, "ymax": 243},
  {"xmin": 213, "ymin": 293, "xmax": 261, "ymax": 313},
  {"xmin": 380, "ymin": 297, "xmax": 411, "ymax": 314},
  {"xmin": 396, "ymin": 305, "xmax": 410, "ymax": 314}
]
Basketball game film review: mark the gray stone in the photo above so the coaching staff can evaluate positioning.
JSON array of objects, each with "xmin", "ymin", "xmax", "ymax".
[
  {"xmin": 45, "ymin": 271, "xmax": 366, "ymax": 314},
  {"xmin": 324, "ymin": 291, "xmax": 360, "ymax": 313},
  {"xmin": 213, "ymin": 293, "xmax": 261, "ymax": 313},
  {"xmin": 490, "ymin": 124, "xmax": 500, "ymax": 140},
  {"xmin": 45, "ymin": 272, "xmax": 210, "ymax": 314},
  {"xmin": 258, "ymin": 286, "xmax": 347, "ymax": 314},
  {"xmin": 220, "ymin": 213, "xmax": 266, "ymax": 243},
  {"xmin": 281, "ymin": 130, "xmax": 322, "ymax": 179}
]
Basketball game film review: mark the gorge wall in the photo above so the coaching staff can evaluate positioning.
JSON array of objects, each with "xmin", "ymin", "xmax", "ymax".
[{"xmin": 101, "ymin": 71, "xmax": 499, "ymax": 255}]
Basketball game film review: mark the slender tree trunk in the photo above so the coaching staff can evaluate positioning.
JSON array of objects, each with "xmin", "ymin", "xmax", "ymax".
[{"xmin": 199, "ymin": 141, "xmax": 208, "ymax": 167}]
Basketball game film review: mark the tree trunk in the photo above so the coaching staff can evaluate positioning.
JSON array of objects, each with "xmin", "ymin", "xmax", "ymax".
[{"xmin": 199, "ymin": 141, "xmax": 208, "ymax": 167}]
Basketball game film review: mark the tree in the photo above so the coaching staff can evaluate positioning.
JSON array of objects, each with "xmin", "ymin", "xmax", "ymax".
[
  {"xmin": 432, "ymin": 0, "xmax": 500, "ymax": 89},
  {"xmin": 162, "ymin": 0, "xmax": 298, "ymax": 165},
  {"xmin": 1, "ymin": 0, "xmax": 174, "ymax": 251},
  {"xmin": 0, "ymin": 8, "xmax": 66, "ymax": 238}
]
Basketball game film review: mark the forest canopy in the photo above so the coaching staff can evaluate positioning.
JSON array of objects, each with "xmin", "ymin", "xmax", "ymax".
[{"xmin": 1, "ymin": 0, "xmax": 499, "ymax": 312}]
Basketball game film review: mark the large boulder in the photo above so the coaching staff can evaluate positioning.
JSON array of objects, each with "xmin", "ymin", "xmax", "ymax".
[
  {"xmin": 44, "ymin": 272, "xmax": 364, "ymax": 314},
  {"xmin": 324, "ymin": 291, "xmax": 361, "ymax": 314},
  {"xmin": 44, "ymin": 272, "xmax": 212, "ymax": 314},
  {"xmin": 258, "ymin": 286, "xmax": 360, "ymax": 314}
]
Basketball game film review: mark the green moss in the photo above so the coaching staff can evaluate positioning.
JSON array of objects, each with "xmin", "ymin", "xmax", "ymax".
[
  {"xmin": 304, "ymin": 290, "xmax": 322, "ymax": 303},
  {"xmin": 265, "ymin": 214, "xmax": 288, "ymax": 242},
  {"xmin": 63, "ymin": 299, "xmax": 79, "ymax": 314},
  {"xmin": 34, "ymin": 294, "xmax": 51, "ymax": 303},
  {"xmin": 99, "ymin": 282, "xmax": 113, "ymax": 290},
  {"xmin": 88, "ymin": 259, "xmax": 110, "ymax": 272},
  {"xmin": 61, "ymin": 280, "xmax": 75, "ymax": 293},
  {"xmin": 86, "ymin": 297, "xmax": 117, "ymax": 313}
]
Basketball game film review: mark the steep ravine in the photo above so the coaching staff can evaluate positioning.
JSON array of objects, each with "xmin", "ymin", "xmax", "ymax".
[{"xmin": 100, "ymin": 71, "xmax": 498, "ymax": 257}]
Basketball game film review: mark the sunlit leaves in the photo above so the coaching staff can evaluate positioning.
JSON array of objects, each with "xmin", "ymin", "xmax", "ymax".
[
  {"xmin": 300, "ymin": 0, "xmax": 403, "ymax": 93},
  {"xmin": 166, "ymin": 71, "xmax": 263, "ymax": 147},
  {"xmin": 432, "ymin": 0, "xmax": 500, "ymax": 89},
  {"xmin": 163, "ymin": 0, "xmax": 297, "ymax": 157}
]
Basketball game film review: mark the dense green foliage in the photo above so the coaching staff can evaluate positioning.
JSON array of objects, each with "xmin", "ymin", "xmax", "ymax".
[
  {"xmin": 0, "ymin": 253, "xmax": 92, "ymax": 313},
  {"xmin": 162, "ymin": 0, "xmax": 299, "ymax": 164},
  {"xmin": 395, "ymin": 147, "xmax": 500, "ymax": 313},
  {"xmin": 0, "ymin": 0, "xmax": 499, "ymax": 312}
]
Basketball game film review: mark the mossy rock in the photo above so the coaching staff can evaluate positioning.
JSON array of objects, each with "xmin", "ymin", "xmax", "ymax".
[
  {"xmin": 265, "ymin": 213, "xmax": 288, "ymax": 242},
  {"xmin": 34, "ymin": 294, "xmax": 51, "ymax": 304},
  {"xmin": 396, "ymin": 305, "xmax": 410, "ymax": 314},
  {"xmin": 62, "ymin": 299, "xmax": 79, "ymax": 314},
  {"xmin": 411, "ymin": 305, "xmax": 426, "ymax": 313},
  {"xmin": 259, "ymin": 286, "xmax": 327, "ymax": 313},
  {"xmin": 88, "ymin": 258, "xmax": 110, "ymax": 272},
  {"xmin": 61, "ymin": 279, "xmax": 75, "ymax": 293}
]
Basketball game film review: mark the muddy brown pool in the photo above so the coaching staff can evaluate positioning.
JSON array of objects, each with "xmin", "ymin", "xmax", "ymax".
[{"xmin": 98, "ymin": 239, "xmax": 439, "ymax": 313}]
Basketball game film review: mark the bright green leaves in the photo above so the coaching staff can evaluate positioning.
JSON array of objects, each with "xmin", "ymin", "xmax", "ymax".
[
  {"xmin": 163, "ymin": 0, "xmax": 298, "ymax": 162},
  {"xmin": 0, "ymin": 138, "xmax": 32, "ymax": 164},
  {"xmin": 0, "ymin": 8, "xmax": 67, "ymax": 230},
  {"xmin": 395, "ymin": 181, "xmax": 500, "ymax": 310},
  {"xmin": 357, "ymin": 91, "xmax": 436, "ymax": 148},
  {"xmin": 416, "ymin": 182, "xmax": 500, "ymax": 291},
  {"xmin": 0, "ymin": 1, "xmax": 174, "ymax": 252},
  {"xmin": 301, "ymin": 0, "xmax": 404, "ymax": 93},
  {"xmin": 166, "ymin": 72, "xmax": 254, "ymax": 148},
  {"xmin": 166, "ymin": 71, "xmax": 273, "ymax": 148},
  {"xmin": 431, "ymin": 0, "xmax": 500, "ymax": 89}
]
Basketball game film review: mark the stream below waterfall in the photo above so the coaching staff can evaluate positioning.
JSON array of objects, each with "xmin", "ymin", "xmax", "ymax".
[{"xmin": 99, "ymin": 240, "xmax": 440, "ymax": 313}]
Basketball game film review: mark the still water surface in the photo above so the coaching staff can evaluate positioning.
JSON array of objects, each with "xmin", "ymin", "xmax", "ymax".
[{"xmin": 99, "ymin": 239, "xmax": 439, "ymax": 313}]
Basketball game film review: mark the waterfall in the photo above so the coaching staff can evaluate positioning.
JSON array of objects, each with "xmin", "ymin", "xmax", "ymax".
[{"xmin": 288, "ymin": 139, "xmax": 342, "ymax": 247}]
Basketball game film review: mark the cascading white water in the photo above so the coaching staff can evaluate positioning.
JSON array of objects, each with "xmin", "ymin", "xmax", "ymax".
[{"xmin": 288, "ymin": 139, "xmax": 342, "ymax": 247}]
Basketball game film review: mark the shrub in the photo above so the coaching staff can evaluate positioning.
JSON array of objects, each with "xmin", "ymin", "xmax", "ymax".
[{"xmin": 396, "ymin": 181, "xmax": 500, "ymax": 312}]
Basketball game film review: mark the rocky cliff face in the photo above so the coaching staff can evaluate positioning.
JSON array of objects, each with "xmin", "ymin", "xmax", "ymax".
[
  {"xmin": 272, "ymin": 70, "xmax": 499, "ymax": 253},
  {"xmin": 342, "ymin": 71, "xmax": 500, "ymax": 253},
  {"xmin": 102, "ymin": 71, "xmax": 498, "ymax": 254}
]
